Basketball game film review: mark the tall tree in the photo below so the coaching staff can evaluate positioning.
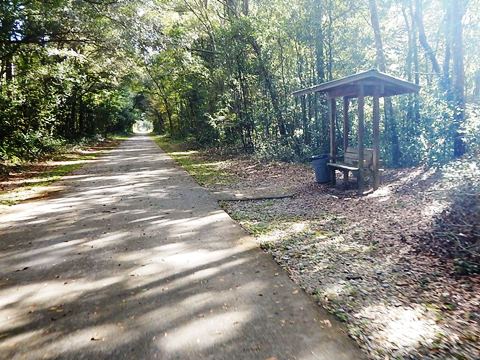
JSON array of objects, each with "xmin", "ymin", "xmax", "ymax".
[
  {"xmin": 414, "ymin": 0, "xmax": 466, "ymax": 157},
  {"xmin": 368, "ymin": 0, "xmax": 401, "ymax": 166},
  {"xmin": 414, "ymin": 0, "xmax": 442, "ymax": 77},
  {"xmin": 449, "ymin": 0, "xmax": 466, "ymax": 157}
]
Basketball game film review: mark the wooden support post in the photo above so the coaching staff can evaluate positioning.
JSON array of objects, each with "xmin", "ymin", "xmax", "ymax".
[
  {"xmin": 342, "ymin": 97, "xmax": 349, "ymax": 186},
  {"xmin": 343, "ymin": 96, "xmax": 349, "ymax": 153},
  {"xmin": 372, "ymin": 87, "xmax": 381, "ymax": 190},
  {"xmin": 328, "ymin": 96, "xmax": 336, "ymax": 185},
  {"xmin": 357, "ymin": 85, "xmax": 365, "ymax": 195}
]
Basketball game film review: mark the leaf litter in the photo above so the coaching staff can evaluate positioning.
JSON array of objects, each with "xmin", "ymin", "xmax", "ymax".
[{"xmin": 176, "ymin": 147, "xmax": 480, "ymax": 360}]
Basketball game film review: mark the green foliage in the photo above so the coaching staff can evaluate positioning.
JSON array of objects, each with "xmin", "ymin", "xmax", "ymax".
[
  {"xmin": 0, "ymin": 130, "xmax": 65, "ymax": 163},
  {"xmin": 140, "ymin": 0, "xmax": 479, "ymax": 167},
  {"xmin": 464, "ymin": 105, "xmax": 480, "ymax": 153},
  {"xmin": 0, "ymin": 1, "xmax": 140, "ymax": 164},
  {"xmin": 417, "ymin": 89, "xmax": 459, "ymax": 165},
  {"xmin": 2, "ymin": 0, "xmax": 479, "ymax": 168}
]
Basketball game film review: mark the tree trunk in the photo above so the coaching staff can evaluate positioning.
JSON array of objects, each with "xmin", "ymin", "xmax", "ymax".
[
  {"xmin": 368, "ymin": 0, "xmax": 401, "ymax": 166},
  {"xmin": 402, "ymin": 6, "xmax": 413, "ymax": 81},
  {"xmin": 306, "ymin": 94, "xmax": 313, "ymax": 145},
  {"xmin": 410, "ymin": 0, "xmax": 420, "ymax": 123},
  {"xmin": 314, "ymin": 0, "xmax": 325, "ymax": 84},
  {"xmin": 403, "ymin": 0, "xmax": 420, "ymax": 127},
  {"xmin": 79, "ymin": 98, "xmax": 86, "ymax": 137},
  {"xmin": 242, "ymin": 0, "xmax": 248, "ymax": 15},
  {"xmin": 450, "ymin": 0, "xmax": 466, "ymax": 157},
  {"xmin": 326, "ymin": 0, "xmax": 333, "ymax": 81},
  {"xmin": 368, "ymin": 0, "xmax": 387, "ymax": 70},
  {"xmin": 225, "ymin": 0, "xmax": 237, "ymax": 18},
  {"xmin": 237, "ymin": 53, "xmax": 254, "ymax": 151},
  {"xmin": 5, "ymin": 60, "xmax": 13, "ymax": 83},
  {"xmin": 415, "ymin": 0, "xmax": 441, "ymax": 77},
  {"xmin": 153, "ymin": 109, "xmax": 164, "ymax": 134},
  {"xmin": 278, "ymin": 37, "xmax": 289, "ymax": 121},
  {"xmin": 313, "ymin": 0, "xmax": 328, "ymax": 150},
  {"xmin": 68, "ymin": 91, "xmax": 77, "ymax": 140},
  {"xmin": 163, "ymin": 95, "xmax": 174, "ymax": 136},
  {"xmin": 250, "ymin": 37, "xmax": 286, "ymax": 136},
  {"xmin": 473, "ymin": 70, "xmax": 480, "ymax": 101},
  {"xmin": 443, "ymin": 5, "xmax": 452, "ymax": 90}
]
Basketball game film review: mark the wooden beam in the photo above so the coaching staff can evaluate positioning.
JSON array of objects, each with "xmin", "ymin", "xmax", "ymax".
[
  {"xmin": 328, "ymin": 96, "xmax": 336, "ymax": 185},
  {"xmin": 357, "ymin": 85, "xmax": 365, "ymax": 194},
  {"xmin": 327, "ymin": 86, "xmax": 359, "ymax": 99},
  {"xmin": 372, "ymin": 87, "xmax": 381, "ymax": 190},
  {"xmin": 343, "ymin": 97, "xmax": 349, "ymax": 152},
  {"xmin": 342, "ymin": 97, "xmax": 350, "ymax": 186}
]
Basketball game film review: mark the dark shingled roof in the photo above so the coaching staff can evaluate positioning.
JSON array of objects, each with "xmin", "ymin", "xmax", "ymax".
[{"xmin": 292, "ymin": 69, "xmax": 420, "ymax": 98}]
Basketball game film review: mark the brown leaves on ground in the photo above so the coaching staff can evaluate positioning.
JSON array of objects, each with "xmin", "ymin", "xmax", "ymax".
[
  {"xmin": 0, "ymin": 139, "xmax": 120, "ymax": 195},
  {"xmin": 189, "ymin": 150, "xmax": 479, "ymax": 360}
]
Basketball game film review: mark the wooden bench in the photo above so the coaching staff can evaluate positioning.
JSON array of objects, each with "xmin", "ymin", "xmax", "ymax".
[{"xmin": 327, "ymin": 147, "xmax": 374, "ymax": 187}]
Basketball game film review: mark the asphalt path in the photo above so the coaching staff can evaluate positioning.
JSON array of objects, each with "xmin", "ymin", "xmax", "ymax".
[{"xmin": 0, "ymin": 135, "xmax": 363, "ymax": 360}]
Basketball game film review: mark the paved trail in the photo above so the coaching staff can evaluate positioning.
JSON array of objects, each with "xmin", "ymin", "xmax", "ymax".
[{"xmin": 0, "ymin": 136, "xmax": 362, "ymax": 360}]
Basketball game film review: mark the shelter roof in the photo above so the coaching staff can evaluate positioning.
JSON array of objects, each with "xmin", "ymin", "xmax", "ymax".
[{"xmin": 292, "ymin": 69, "xmax": 420, "ymax": 98}]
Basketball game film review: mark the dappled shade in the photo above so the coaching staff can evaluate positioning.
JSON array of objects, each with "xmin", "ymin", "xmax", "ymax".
[{"xmin": 0, "ymin": 136, "xmax": 361, "ymax": 359}]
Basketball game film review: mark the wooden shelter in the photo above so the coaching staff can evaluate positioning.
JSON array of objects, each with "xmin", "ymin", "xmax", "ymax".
[{"xmin": 293, "ymin": 69, "xmax": 420, "ymax": 194}]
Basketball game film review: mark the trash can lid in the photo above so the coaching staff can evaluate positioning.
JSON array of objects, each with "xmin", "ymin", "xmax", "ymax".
[{"xmin": 310, "ymin": 154, "xmax": 329, "ymax": 161}]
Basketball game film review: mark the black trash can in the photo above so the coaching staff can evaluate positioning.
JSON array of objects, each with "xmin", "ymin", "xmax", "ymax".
[{"xmin": 310, "ymin": 154, "xmax": 331, "ymax": 183}]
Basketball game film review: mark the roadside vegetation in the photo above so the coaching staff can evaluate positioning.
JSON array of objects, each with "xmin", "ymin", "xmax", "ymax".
[
  {"xmin": 0, "ymin": 137, "xmax": 122, "ymax": 206},
  {"xmin": 151, "ymin": 135, "xmax": 236, "ymax": 187},
  {"xmin": 158, "ymin": 135, "xmax": 479, "ymax": 360}
]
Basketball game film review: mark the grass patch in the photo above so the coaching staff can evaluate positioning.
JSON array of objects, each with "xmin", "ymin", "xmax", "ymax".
[
  {"xmin": 0, "ymin": 152, "xmax": 102, "ymax": 206},
  {"xmin": 333, "ymin": 309, "xmax": 349, "ymax": 322},
  {"xmin": 151, "ymin": 135, "xmax": 235, "ymax": 186},
  {"xmin": 112, "ymin": 134, "xmax": 132, "ymax": 141},
  {"xmin": 0, "ymin": 199, "xmax": 17, "ymax": 206},
  {"xmin": 241, "ymin": 220, "xmax": 277, "ymax": 236},
  {"xmin": 31, "ymin": 159, "xmax": 93, "ymax": 187}
]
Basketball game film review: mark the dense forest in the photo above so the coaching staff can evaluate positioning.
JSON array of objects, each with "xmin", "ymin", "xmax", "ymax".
[
  {"xmin": 1, "ymin": 0, "xmax": 479, "ymax": 167},
  {"xmin": 1, "ymin": 2, "xmax": 480, "ymax": 359}
]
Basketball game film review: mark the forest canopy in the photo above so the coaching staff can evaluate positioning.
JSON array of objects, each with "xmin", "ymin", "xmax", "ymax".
[{"xmin": 1, "ymin": 0, "xmax": 479, "ymax": 166}]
